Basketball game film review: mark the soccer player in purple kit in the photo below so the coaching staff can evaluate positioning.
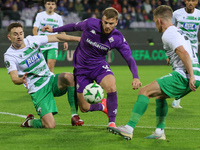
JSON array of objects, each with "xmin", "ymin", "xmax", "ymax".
[{"xmin": 43, "ymin": 7, "xmax": 142, "ymax": 128}]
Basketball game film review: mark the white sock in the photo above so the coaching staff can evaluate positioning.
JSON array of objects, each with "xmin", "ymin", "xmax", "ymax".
[
  {"xmin": 28, "ymin": 120, "xmax": 32, "ymax": 127},
  {"xmin": 125, "ymin": 125, "xmax": 134, "ymax": 133},
  {"xmin": 155, "ymin": 128, "xmax": 164, "ymax": 135},
  {"xmin": 102, "ymin": 104, "xmax": 105, "ymax": 111},
  {"xmin": 108, "ymin": 122, "xmax": 115, "ymax": 125},
  {"xmin": 71, "ymin": 114, "xmax": 78, "ymax": 117}
]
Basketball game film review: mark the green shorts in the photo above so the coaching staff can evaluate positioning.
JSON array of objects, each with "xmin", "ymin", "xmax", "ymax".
[
  {"xmin": 157, "ymin": 71, "xmax": 199, "ymax": 99},
  {"xmin": 30, "ymin": 74, "xmax": 67, "ymax": 117},
  {"xmin": 42, "ymin": 48, "xmax": 58, "ymax": 61}
]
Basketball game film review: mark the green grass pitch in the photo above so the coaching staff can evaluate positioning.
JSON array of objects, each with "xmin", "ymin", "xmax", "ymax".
[{"xmin": 0, "ymin": 66, "xmax": 200, "ymax": 150}]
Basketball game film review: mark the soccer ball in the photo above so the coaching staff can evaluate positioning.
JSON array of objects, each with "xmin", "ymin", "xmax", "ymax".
[{"xmin": 83, "ymin": 83, "xmax": 104, "ymax": 104}]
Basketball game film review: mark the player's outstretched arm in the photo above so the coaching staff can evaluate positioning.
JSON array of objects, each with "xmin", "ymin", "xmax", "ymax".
[
  {"xmin": 176, "ymin": 46, "xmax": 196, "ymax": 91},
  {"xmin": 10, "ymin": 70, "xmax": 28, "ymax": 87},
  {"xmin": 42, "ymin": 25, "xmax": 53, "ymax": 33},
  {"xmin": 47, "ymin": 34, "xmax": 81, "ymax": 43}
]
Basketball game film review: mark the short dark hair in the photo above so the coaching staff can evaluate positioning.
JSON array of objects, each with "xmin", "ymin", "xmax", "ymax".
[
  {"xmin": 102, "ymin": 7, "xmax": 119, "ymax": 20},
  {"xmin": 153, "ymin": 5, "xmax": 173, "ymax": 20},
  {"xmin": 7, "ymin": 22, "xmax": 23, "ymax": 33},
  {"xmin": 44, "ymin": 0, "xmax": 57, "ymax": 4}
]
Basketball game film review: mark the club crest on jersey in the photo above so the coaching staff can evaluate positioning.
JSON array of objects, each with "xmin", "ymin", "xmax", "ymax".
[
  {"xmin": 37, "ymin": 107, "xmax": 42, "ymax": 114},
  {"xmin": 76, "ymin": 83, "xmax": 80, "ymax": 90},
  {"xmin": 90, "ymin": 30, "xmax": 96, "ymax": 35},
  {"xmin": 108, "ymin": 37, "xmax": 114, "ymax": 43},
  {"xmin": 5, "ymin": 61, "xmax": 10, "ymax": 68},
  {"xmin": 31, "ymin": 43, "xmax": 38, "ymax": 50},
  {"xmin": 26, "ymin": 53, "xmax": 40, "ymax": 67}
]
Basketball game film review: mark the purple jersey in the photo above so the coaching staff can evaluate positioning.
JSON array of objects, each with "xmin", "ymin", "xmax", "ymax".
[{"xmin": 53, "ymin": 18, "xmax": 139, "ymax": 79}]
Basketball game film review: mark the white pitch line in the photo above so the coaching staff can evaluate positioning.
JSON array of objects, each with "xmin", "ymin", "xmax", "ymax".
[
  {"xmin": 1, "ymin": 112, "xmax": 200, "ymax": 131},
  {"xmin": 0, "ymin": 112, "xmax": 27, "ymax": 118}
]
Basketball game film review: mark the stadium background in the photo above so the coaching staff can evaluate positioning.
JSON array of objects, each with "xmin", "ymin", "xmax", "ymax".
[{"xmin": 1, "ymin": 0, "xmax": 200, "ymax": 67}]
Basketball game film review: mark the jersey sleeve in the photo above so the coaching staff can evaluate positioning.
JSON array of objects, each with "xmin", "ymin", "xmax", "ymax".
[
  {"xmin": 59, "ymin": 15, "xmax": 63, "ymax": 27},
  {"xmin": 162, "ymin": 30, "xmax": 182, "ymax": 52},
  {"xmin": 4, "ymin": 54, "xmax": 17, "ymax": 74},
  {"xmin": 53, "ymin": 18, "xmax": 88, "ymax": 32},
  {"xmin": 116, "ymin": 36, "xmax": 139, "ymax": 79},
  {"xmin": 27, "ymin": 35, "xmax": 48, "ymax": 47},
  {"xmin": 33, "ymin": 13, "xmax": 41, "ymax": 28},
  {"xmin": 172, "ymin": 11, "xmax": 178, "ymax": 26}
]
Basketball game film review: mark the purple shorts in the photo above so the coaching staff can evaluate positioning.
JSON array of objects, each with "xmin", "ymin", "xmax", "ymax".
[{"xmin": 74, "ymin": 62, "xmax": 114, "ymax": 93}]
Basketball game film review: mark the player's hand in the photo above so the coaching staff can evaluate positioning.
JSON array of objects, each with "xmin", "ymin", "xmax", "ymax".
[
  {"xmin": 166, "ymin": 58, "xmax": 170, "ymax": 66},
  {"xmin": 22, "ymin": 73, "xmax": 28, "ymax": 87},
  {"xmin": 42, "ymin": 25, "xmax": 53, "ymax": 33},
  {"xmin": 189, "ymin": 76, "xmax": 196, "ymax": 91},
  {"xmin": 63, "ymin": 42, "xmax": 68, "ymax": 50},
  {"xmin": 132, "ymin": 78, "xmax": 142, "ymax": 90}
]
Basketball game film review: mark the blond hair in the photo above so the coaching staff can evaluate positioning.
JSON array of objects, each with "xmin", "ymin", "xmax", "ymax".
[
  {"xmin": 102, "ymin": 7, "xmax": 119, "ymax": 20},
  {"xmin": 153, "ymin": 5, "xmax": 173, "ymax": 20}
]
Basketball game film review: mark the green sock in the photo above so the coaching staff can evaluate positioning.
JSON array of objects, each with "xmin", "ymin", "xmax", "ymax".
[
  {"xmin": 67, "ymin": 87, "xmax": 77, "ymax": 115},
  {"xmin": 155, "ymin": 99, "xmax": 168, "ymax": 129},
  {"xmin": 127, "ymin": 95, "xmax": 149, "ymax": 128},
  {"xmin": 30, "ymin": 119, "xmax": 43, "ymax": 128}
]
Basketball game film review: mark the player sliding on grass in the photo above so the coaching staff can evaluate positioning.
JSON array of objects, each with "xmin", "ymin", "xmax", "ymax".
[
  {"xmin": 107, "ymin": 5, "xmax": 200, "ymax": 140},
  {"xmin": 4, "ymin": 22, "xmax": 83, "ymax": 128},
  {"xmin": 43, "ymin": 7, "xmax": 142, "ymax": 128}
]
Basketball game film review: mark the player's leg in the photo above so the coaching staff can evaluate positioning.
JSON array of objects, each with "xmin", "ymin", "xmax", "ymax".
[
  {"xmin": 21, "ymin": 77, "xmax": 58, "ymax": 128},
  {"xmin": 56, "ymin": 73, "xmax": 84, "ymax": 126},
  {"xmin": 47, "ymin": 59, "xmax": 56, "ymax": 72},
  {"xmin": 41, "ymin": 113, "xmax": 55, "ymax": 128},
  {"xmin": 144, "ymin": 95, "xmax": 168, "ymax": 140},
  {"xmin": 110, "ymin": 71, "xmax": 192, "ymax": 140},
  {"xmin": 99, "ymin": 74, "xmax": 117, "ymax": 128},
  {"xmin": 171, "ymin": 98, "xmax": 182, "ymax": 108},
  {"xmin": 75, "ymin": 75, "xmax": 107, "ymax": 116},
  {"xmin": 108, "ymin": 80, "xmax": 167, "ymax": 140},
  {"xmin": 76, "ymin": 89, "xmax": 106, "ymax": 113},
  {"xmin": 46, "ymin": 48, "xmax": 58, "ymax": 73}
]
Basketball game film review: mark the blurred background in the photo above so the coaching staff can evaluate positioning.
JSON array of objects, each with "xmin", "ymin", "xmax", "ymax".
[{"xmin": 1, "ymin": 0, "xmax": 199, "ymax": 67}]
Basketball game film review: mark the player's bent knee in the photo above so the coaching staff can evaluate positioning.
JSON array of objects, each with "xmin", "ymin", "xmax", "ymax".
[
  {"xmin": 105, "ymin": 86, "xmax": 116, "ymax": 93},
  {"xmin": 64, "ymin": 73, "xmax": 74, "ymax": 86},
  {"xmin": 138, "ymin": 87, "xmax": 147, "ymax": 95},
  {"xmin": 43, "ymin": 122, "xmax": 55, "ymax": 129}
]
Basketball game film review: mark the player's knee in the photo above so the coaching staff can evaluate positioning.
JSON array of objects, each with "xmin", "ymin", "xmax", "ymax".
[
  {"xmin": 105, "ymin": 85, "xmax": 116, "ymax": 93},
  {"xmin": 79, "ymin": 104, "xmax": 89, "ymax": 113},
  {"xmin": 43, "ymin": 122, "xmax": 55, "ymax": 129},
  {"xmin": 80, "ymin": 107, "xmax": 87, "ymax": 113},
  {"xmin": 138, "ymin": 87, "xmax": 146, "ymax": 95},
  {"xmin": 64, "ymin": 73, "xmax": 74, "ymax": 86}
]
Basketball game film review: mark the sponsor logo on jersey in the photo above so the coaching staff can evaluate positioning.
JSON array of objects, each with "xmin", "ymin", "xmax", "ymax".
[
  {"xmin": 26, "ymin": 53, "xmax": 41, "ymax": 67},
  {"xmin": 102, "ymin": 65, "xmax": 111, "ymax": 72},
  {"xmin": 86, "ymin": 38, "xmax": 110, "ymax": 51},
  {"xmin": 123, "ymin": 37, "xmax": 126, "ymax": 42},
  {"xmin": 108, "ymin": 37, "xmax": 114, "ymax": 43},
  {"xmin": 183, "ymin": 23, "xmax": 195, "ymax": 30},
  {"xmin": 90, "ymin": 30, "xmax": 96, "ymax": 35}
]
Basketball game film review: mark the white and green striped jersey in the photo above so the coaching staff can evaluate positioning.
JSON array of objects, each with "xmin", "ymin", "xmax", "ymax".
[
  {"xmin": 162, "ymin": 26, "xmax": 200, "ymax": 81},
  {"xmin": 172, "ymin": 8, "xmax": 200, "ymax": 54},
  {"xmin": 33, "ymin": 11, "xmax": 63, "ymax": 50},
  {"xmin": 4, "ymin": 35, "xmax": 54, "ymax": 94}
]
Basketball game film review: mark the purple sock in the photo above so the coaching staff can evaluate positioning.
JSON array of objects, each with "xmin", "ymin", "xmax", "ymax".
[
  {"xmin": 107, "ymin": 92, "xmax": 118, "ymax": 122},
  {"xmin": 88, "ymin": 103, "xmax": 103, "ymax": 111}
]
